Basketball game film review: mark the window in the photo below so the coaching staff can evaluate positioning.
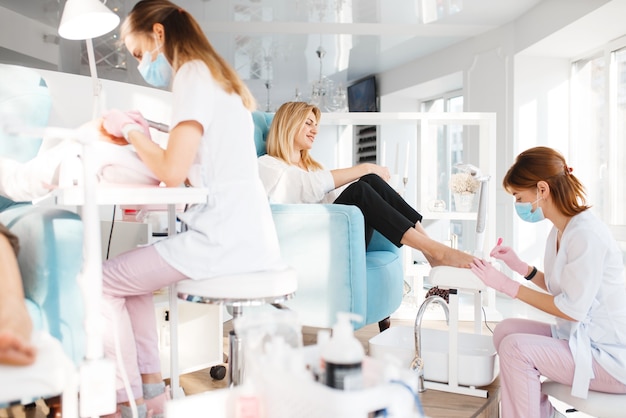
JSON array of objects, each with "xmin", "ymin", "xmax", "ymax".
[{"xmin": 571, "ymin": 41, "xmax": 626, "ymax": 263}]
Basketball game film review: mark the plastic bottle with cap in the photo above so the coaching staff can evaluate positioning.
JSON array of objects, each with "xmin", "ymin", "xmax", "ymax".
[{"xmin": 321, "ymin": 312, "xmax": 364, "ymax": 390}]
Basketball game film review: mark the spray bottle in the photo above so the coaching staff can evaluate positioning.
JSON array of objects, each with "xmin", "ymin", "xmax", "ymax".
[{"xmin": 321, "ymin": 312, "xmax": 364, "ymax": 390}]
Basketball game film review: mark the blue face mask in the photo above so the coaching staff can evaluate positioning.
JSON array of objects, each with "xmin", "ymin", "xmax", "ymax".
[
  {"xmin": 514, "ymin": 189, "xmax": 545, "ymax": 223},
  {"xmin": 137, "ymin": 40, "xmax": 172, "ymax": 88}
]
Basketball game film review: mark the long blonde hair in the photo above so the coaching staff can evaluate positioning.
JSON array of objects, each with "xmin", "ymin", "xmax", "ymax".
[
  {"xmin": 266, "ymin": 102, "xmax": 323, "ymax": 171},
  {"xmin": 503, "ymin": 146, "xmax": 589, "ymax": 216},
  {"xmin": 121, "ymin": 0, "xmax": 256, "ymax": 111}
]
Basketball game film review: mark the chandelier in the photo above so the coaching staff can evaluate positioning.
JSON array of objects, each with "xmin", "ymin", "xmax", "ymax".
[{"xmin": 308, "ymin": 46, "xmax": 347, "ymax": 112}]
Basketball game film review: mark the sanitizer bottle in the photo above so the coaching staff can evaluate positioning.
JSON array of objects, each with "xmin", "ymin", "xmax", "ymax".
[{"xmin": 321, "ymin": 312, "xmax": 364, "ymax": 390}]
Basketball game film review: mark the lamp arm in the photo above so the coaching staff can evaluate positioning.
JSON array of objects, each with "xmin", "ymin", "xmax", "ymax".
[{"xmin": 85, "ymin": 38, "xmax": 102, "ymax": 119}]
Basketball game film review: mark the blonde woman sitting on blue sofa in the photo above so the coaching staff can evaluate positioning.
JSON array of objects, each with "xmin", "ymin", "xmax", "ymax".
[{"xmin": 259, "ymin": 101, "xmax": 474, "ymax": 269}]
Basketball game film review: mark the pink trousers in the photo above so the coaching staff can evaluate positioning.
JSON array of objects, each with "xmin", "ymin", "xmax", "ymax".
[
  {"xmin": 495, "ymin": 318, "xmax": 626, "ymax": 417},
  {"xmin": 102, "ymin": 245, "xmax": 186, "ymax": 402}
]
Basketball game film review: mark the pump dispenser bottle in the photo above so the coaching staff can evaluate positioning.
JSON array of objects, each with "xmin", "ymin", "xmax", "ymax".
[{"xmin": 321, "ymin": 312, "xmax": 364, "ymax": 390}]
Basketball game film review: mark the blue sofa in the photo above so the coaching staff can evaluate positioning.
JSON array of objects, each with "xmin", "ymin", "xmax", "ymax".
[
  {"xmin": 0, "ymin": 64, "xmax": 85, "ymax": 365},
  {"xmin": 252, "ymin": 111, "xmax": 404, "ymax": 329}
]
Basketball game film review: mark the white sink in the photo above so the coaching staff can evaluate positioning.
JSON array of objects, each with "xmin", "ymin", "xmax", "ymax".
[{"xmin": 369, "ymin": 326, "xmax": 499, "ymax": 387}]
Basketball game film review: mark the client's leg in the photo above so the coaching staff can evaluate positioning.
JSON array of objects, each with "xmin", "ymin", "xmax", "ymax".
[
  {"xmin": 400, "ymin": 227, "xmax": 473, "ymax": 268},
  {"xmin": 0, "ymin": 226, "xmax": 35, "ymax": 366},
  {"xmin": 335, "ymin": 176, "xmax": 473, "ymax": 268},
  {"xmin": 0, "ymin": 140, "xmax": 81, "ymax": 201},
  {"xmin": 0, "ymin": 122, "xmax": 160, "ymax": 202}
]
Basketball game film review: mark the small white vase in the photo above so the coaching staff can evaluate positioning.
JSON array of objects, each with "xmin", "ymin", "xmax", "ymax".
[{"xmin": 453, "ymin": 192, "xmax": 475, "ymax": 212}]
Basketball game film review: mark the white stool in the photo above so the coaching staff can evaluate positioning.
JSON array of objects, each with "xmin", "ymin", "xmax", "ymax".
[
  {"xmin": 541, "ymin": 380, "xmax": 626, "ymax": 417},
  {"xmin": 172, "ymin": 267, "xmax": 298, "ymax": 392}
]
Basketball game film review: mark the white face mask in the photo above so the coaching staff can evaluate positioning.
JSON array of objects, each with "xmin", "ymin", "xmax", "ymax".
[{"xmin": 137, "ymin": 37, "xmax": 172, "ymax": 88}]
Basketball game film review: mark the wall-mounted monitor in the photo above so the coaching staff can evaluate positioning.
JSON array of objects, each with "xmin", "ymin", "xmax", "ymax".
[{"xmin": 347, "ymin": 75, "xmax": 378, "ymax": 112}]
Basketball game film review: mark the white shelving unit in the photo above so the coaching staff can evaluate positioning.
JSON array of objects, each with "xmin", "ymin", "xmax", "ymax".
[{"xmin": 320, "ymin": 112, "xmax": 498, "ymax": 308}]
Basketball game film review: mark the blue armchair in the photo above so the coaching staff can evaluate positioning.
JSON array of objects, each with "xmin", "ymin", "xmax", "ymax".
[
  {"xmin": 0, "ymin": 64, "xmax": 85, "ymax": 365},
  {"xmin": 252, "ymin": 111, "xmax": 404, "ymax": 329}
]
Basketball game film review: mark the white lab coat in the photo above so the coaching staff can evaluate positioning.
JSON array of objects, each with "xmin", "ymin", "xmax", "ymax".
[
  {"xmin": 545, "ymin": 210, "xmax": 626, "ymax": 397},
  {"xmin": 154, "ymin": 61, "xmax": 284, "ymax": 279}
]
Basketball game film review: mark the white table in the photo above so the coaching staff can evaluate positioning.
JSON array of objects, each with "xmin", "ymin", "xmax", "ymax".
[{"xmin": 48, "ymin": 184, "xmax": 209, "ymax": 206}]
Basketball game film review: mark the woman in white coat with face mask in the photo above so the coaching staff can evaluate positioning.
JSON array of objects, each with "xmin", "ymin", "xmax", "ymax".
[
  {"xmin": 470, "ymin": 146, "xmax": 626, "ymax": 417},
  {"xmin": 97, "ymin": 1, "xmax": 284, "ymax": 417}
]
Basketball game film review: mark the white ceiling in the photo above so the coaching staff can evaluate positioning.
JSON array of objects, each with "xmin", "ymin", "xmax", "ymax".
[{"xmin": 0, "ymin": 0, "xmax": 546, "ymax": 108}]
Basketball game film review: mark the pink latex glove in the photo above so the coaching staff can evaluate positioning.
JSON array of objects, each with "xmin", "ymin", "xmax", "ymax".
[
  {"xmin": 470, "ymin": 258, "xmax": 520, "ymax": 298},
  {"xmin": 489, "ymin": 238, "xmax": 528, "ymax": 276},
  {"xmin": 102, "ymin": 109, "xmax": 151, "ymax": 139},
  {"xmin": 125, "ymin": 110, "xmax": 151, "ymax": 138}
]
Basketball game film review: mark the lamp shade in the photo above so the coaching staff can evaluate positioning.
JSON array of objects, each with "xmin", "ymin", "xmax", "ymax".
[{"xmin": 58, "ymin": 0, "xmax": 120, "ymax": 40}]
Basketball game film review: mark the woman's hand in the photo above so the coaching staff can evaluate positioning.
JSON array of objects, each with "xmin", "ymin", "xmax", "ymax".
[
  {"xmin": 102, "ymin": 109, "xmax": 152, "ymax": 140},
  {"xmin": 490, "ymin": 239, "xmax": 528, "ymax": 276},
  {"xmin": 364, "ymin": 163, "xmax": 390, "ymax": 182},
  {"xmin": 470, "ymin": 258, "xmax": 520, "ymax": 298}
]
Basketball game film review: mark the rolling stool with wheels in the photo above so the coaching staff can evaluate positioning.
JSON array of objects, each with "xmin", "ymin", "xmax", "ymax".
[
  {"xmin": 541, "ymin": 380, "xmax": 626, "ymax": 417},
  {"xmin": 171, "ymin": 267, "xmax": 298, "ymax": 393}
]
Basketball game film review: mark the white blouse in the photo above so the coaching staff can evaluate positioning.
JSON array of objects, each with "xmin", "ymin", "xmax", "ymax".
[
  {"xmin": 257, "ymin": 154, "xmax": 340, "ymax": 204},
  {"xmin": 545, "ymin": 210, "xmax": 626, "ymax": 398}
]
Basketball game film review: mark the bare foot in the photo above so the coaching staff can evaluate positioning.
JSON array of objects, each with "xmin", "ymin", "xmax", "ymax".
[
  {"xmin": 403, "ymin": 228, "xmax": 474, "ymax": 268},
  {"xmin": 423, "ymin": 241, "xmax": 474, "ymax": 268},
  {"xmin": 0, "ymin": 331, "xmax": 36, "ymax": 366}
]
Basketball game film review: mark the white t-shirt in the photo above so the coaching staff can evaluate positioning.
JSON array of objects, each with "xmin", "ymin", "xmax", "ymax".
[
  {"xmin": 154, "ymin": 61, "xmax": 284, "ymax": 279},
  {"xmin": 545, "ymin": 210, "xmax": 626, "ymax": 397},
  {"xmin": 257, "ymin": 154, "xmax": 341, "ymax": 203}
]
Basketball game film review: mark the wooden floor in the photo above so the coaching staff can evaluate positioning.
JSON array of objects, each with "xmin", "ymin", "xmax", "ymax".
[{"xmin": 0, "ymin": 318, "xmax": 500, "ymax": 418}]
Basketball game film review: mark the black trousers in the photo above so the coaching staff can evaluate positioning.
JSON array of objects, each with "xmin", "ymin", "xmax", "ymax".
[{"xmin": 333, "ymin": 174, "xmax": 423, "ymax": 248}]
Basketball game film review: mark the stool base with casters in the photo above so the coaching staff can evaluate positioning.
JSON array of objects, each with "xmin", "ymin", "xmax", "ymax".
[{"xmin": 173, "ymin": 267, "xmax": 298, "ymax": 391}]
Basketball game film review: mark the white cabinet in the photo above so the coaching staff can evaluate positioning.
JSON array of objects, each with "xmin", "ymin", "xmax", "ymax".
[{"xmin": 154, "ymin": 290, "xmax": 223, "ymax": 379}]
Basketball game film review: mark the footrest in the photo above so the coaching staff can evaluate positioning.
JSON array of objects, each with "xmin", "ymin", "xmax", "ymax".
[{"xmin": 428, "ymin": 266, "xmax": 486, "ymax": 292}]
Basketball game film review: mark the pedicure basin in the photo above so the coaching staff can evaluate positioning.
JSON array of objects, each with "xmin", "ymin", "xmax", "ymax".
[
  {"xmin": 369, "ymin": 325, "xmax": 498, "ymax": 388},
  {"xmin": 369, "ymin": 268, "xmax": 499, "ymax": 397}
]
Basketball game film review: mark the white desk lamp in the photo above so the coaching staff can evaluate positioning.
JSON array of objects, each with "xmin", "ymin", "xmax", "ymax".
[
  {"xmin": 58, "ymin": 1, "xmax": 120, "ymax": 416},
  {"xmin": 59, "ymin": 0, "xmax": 120, "ymax": 119}
]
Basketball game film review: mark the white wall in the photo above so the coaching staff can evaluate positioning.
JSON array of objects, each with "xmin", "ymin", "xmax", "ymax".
[{"xmin": 510, "ymin": 55, "xmax": 571, "ymax": 268}]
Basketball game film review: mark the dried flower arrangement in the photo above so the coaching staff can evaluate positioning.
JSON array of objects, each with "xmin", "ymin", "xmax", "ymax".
[{"xmin": 449, "ymin": 172, "xmax": 480, "ymax": 194}]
